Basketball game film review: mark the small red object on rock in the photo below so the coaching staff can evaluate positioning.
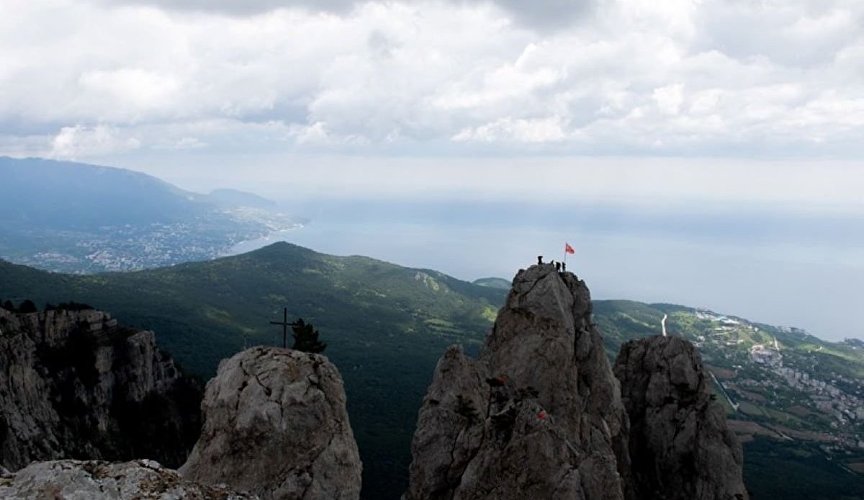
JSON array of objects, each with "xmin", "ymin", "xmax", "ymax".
[{"xmin": 537, "ymin": 410, "xmax": 548, "ymax": 420}]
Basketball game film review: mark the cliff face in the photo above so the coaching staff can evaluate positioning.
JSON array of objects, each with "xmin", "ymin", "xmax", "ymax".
[
  {"xmin": 614, "ymin": 336, "xmax": 748, "ymax": 500},
  {"xmin": 180, "ymin": 346, "xmax": 362, "ymax": 500},
  {"xmin": 0, "ymin": 307, "xmax": 202, "ymax": 471},
  {"xmin": 405, "ymin": 264, "xmax": 631, "ymax": 500}
]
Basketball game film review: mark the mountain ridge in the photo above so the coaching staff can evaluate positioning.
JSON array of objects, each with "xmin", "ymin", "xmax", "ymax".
[{"xmin": 0, "ymin": 157, "xmax": 298, "ymax": 273}]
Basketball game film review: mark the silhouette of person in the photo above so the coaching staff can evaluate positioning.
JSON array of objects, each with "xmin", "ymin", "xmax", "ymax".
[
  {"xmin": 555, "ymin": 262, "xmax": 561, "ymax": 272},
  {"xmin": 537, "ymin": 256, "xmax": 543, "ymax": 265},
  {"xmin": 562, "ymin": 262, "xmax": 567, "ymax": 272}
]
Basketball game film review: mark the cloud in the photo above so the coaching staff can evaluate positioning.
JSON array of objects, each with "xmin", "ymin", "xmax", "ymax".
[
  {"xmin": 486, "ymin": 0, "xmax": 596, "ymax": 30},
  {"xmin": 50, "ymin": 125, "xmax": 141, "ymax": 159},
  {"xmin": 94, "ymin": 0, "xmax": 596, "ymax": 30},
  {"xmin": 2, "ymin": 0, "xmax": 864, "ymax": 160},
  {"xmin": 94, "ymin": 0, "xmax": 359, "ymax": 16},
  {"xmin": 652, "ymin": 84, "xmax": 685, "ymax": 116},
  {"xmin": 452, "ymin": 116, "xmax": 568, "ymax": 143}
]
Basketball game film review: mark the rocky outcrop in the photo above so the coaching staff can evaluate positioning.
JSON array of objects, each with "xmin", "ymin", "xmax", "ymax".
[
  {"xmin": 614, "ymin": 335, "xmax": 747, "ymax": 500},
  {"xmin": 0, "ymin": 459, "xmax": 255, "ymax": 499},
  {"xmin": 180, "ymin": 346, "xmax": 362, "ymax": 500},
  {"xmin": 405, "ymin": 264, "xmax": 631, "ymax": 500},
  {"xmin": 0, "ymin": 307, "xmax": 201, "ymax": 471}
]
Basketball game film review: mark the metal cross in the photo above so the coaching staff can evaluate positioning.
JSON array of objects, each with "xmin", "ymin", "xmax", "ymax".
[{"xmin": 269, "ymin": 307, "xmax": 291, "ymax": 348}]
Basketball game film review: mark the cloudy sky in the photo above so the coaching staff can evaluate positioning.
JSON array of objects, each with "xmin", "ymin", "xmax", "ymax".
[
  {"xmin": 3, "ymin": 0, "xmax": 864, "ymax": 159},
  {"xmin": 2, "ymin": 0, "xmax": 863, "ymax": 339}
]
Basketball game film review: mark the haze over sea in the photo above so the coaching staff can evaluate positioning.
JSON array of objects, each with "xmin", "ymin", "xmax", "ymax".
[{"xmin": 189, "ymin": 157, "xmax": 864, "ymax": 343}]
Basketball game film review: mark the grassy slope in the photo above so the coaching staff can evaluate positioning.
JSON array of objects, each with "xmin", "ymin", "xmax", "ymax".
[{"xmin": 472, "ymin": 277, "xmax": 512, "ymax": 290}]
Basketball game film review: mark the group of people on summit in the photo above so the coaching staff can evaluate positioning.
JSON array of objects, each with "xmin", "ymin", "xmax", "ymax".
[{"xmin": 537, "ymin": 255, "xmax": 566, "ymax": 272}]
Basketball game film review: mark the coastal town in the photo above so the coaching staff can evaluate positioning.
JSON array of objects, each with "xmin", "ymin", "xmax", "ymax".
[
  {"xmin": 678, "ymin": 309, "xmax": 864, "ymax": 469},
  {"xmin": 6, "ymin": 208, "xmax": 301, "ymax": 273}
]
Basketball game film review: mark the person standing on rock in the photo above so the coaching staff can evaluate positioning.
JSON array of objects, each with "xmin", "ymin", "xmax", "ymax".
[{"xmin": 537, "ymin": 256, "xmax": 543, "ymax": 265}]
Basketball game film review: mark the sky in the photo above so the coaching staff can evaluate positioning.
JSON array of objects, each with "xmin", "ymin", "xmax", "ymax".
[{"xmin": 1, "ymin": 0, "xmax": 863, "ymax": 340}]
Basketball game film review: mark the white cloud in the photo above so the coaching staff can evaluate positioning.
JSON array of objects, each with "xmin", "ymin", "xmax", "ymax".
[
  {"xmin": 652, "ymin": 84, "xmax": 685, "ymax": 116},
  {"xmin": 1, "ymin": 0, "xmax": 864, "ymax": 159},
  {"xmin": 94, "ymin": 0, "xmax": 360, "ymax": 16},
  {"xmin": 452, "ymin": 116, "xmax": 568, "ymax": 143},
  {"xmin": 77, "ymin": 69, "xmax": 181, "ymax": 117},
  {"xmin": 50, "ymin": 125, "xmax": 141, "ymax": 159}
]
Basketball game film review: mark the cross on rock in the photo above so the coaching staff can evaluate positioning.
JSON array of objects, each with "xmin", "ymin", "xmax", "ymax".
[{"xmin": 269, "ymin": 307, "xmax": 291, "ymax": 348}]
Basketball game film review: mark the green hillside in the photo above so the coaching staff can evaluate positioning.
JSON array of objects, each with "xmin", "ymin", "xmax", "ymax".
[
  {"xmin": 0, "ymin": 242, "xmax": 505, "ymax": 497},
  {"xmin": 472, "ymin": 277, "xmax": 512, "ymax": 290}
]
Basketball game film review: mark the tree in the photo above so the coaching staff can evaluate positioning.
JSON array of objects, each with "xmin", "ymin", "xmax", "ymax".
[
  {"xmin": 290, "ymin": 318, "xmax": 327, "ymax": 353},
  {"xmin": 18, "ymin": 300, "xmax": 38, "ymax": 314}
]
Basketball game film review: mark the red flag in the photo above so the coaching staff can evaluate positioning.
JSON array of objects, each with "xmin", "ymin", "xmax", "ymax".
[{"xmin": 564, "ymin": 243, "xmax": 575, "ymax": 254}]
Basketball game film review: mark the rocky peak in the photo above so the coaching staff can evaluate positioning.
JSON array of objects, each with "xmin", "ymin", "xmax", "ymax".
[
  {"xmin": 180, "ymin": 346, "xmax": 362, "ymax": 500},
  {"xmin": 614, "ymin": 335, "xmax": 748, "ymax": 500},
  {"xmin": 405, "ymin": 264, "xmax": 631, "ymax": 499},
  {"xmin": 406, "ymin": 264, "xmax": 748, "ymax": 499},
  {"xmin": 0, "ymin": 307, "xmax": 201, "ymax": 471}
]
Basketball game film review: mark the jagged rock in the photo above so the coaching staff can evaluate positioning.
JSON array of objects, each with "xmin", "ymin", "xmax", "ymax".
[
  {"xmin": 0, "ymin": 459, "xmax": 255, "ymax": 499},
  {"xmin": 614, "ymin": 335, "xmax": 748, "ymax": 500},
  {"xmin": 180, "ymin": 346, "xmax": 362, "ymax": 500},
  {"xmin": 0, "ymin": 308, "xmax": 201, "ymax": 471},
  {"xmin": 405, "ymin": 264, "xmax": 631, "ymax": 500}
]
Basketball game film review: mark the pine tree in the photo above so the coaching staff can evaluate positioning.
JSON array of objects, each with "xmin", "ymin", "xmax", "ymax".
[
  {"xmin": 18, "ymin": 300, "xmax": 38, "ymax": 313},
  {"xmin": 290, "ymin": 318, "xmax": 327, "ymax": 353}
]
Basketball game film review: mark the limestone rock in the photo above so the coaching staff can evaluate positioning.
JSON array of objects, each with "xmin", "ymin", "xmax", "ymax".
[
  {"xmin": 405, "ymin": 264, "xmax": 631, "ymax": 500},
  {"xmin": 180, "ymin": 346, "xmax": 362, "ymax": 500},
  {"xmin": 614, "ymin": 335, "xmax": 748, "ymax": 500},
  {"xmin": 0, "ymin": 459, "xmax": 255, "ymax": 499},
  {"xmin": 0, "ymin": 307, "xmax": 201, "ymax": 471}
]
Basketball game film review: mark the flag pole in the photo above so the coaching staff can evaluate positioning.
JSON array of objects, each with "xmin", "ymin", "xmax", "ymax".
[{"xmin": 563, "ymin": 242, "xmax": 573, "ymax": 269}]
